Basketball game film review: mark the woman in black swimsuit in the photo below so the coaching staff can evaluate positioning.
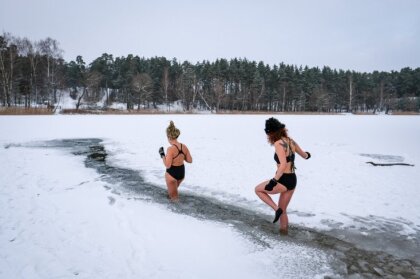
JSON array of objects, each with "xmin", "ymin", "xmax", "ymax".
[
  {"xmin": 255, "ymin": 117, "xmax": 311, "ymax": 234},
  {"xmin": 159, "ymin": 121, "xmax": 192, "ymax": 201}
]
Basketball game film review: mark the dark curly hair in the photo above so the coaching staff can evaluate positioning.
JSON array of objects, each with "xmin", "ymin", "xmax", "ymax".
[
  {"xmin": 267, "ymin": 129, "xmax": 289, "ymax": 144},
  {"xmin": 265, "ymin": 117, "xmax": 288, "ymax": 144}
]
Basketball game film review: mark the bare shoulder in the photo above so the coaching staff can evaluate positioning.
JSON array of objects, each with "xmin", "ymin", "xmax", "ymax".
[
  {"xmin": 289, "ymin": 137, "xmax": 298, "ymax": 145},
  {"xmin": 166, "ymin": 145, "xmax": 175, "ymax": 153},
  {"xmin": 274, "ymin": 141, "xmax": 287, "ymax": 155},
  {"xmin": 275, "ymin": 139, "xmax": 287, "ymax": 149},
  {"xmin": 181, "ymin": 143, "xmax": 190, "ymax": 152}
]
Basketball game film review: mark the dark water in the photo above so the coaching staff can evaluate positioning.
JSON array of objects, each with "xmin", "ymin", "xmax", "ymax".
[{"xmin": 12, "ymin": 139, "xmax": 420, "ymax": 278}]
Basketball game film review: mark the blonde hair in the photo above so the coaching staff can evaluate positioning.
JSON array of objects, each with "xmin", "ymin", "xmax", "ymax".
[{"xmin": 166, "ymin": 121, "xmax": 180, "ymax": 140}]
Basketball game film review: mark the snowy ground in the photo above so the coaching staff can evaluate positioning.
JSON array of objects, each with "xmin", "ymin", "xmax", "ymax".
[{"xmin": 1, "ymin": 114, "xmax": 419, "ymax": 278}]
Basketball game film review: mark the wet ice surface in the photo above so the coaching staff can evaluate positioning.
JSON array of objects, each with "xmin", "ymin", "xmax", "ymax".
[{"xmin": 38, "ymin": 138, "xmax": 420, "ymax": 278}]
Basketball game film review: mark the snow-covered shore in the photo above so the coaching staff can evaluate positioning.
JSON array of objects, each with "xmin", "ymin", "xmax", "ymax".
[{"xmin": 1, "ymin": 114, "xmax": 419, "ymax": 278}]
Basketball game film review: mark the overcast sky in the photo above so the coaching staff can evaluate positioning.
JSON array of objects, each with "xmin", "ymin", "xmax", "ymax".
[{"xmin": 1, "ymin": 0, "xmax": 419, "ymax": 72}]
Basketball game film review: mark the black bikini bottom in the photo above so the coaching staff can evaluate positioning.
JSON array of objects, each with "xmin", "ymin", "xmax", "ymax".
[
  {"xmin": 278, "ymin": 173, "xmax": 297, "ymax": 191},
  {"xmin": 166, "ymin": 165, "xmax": 185, "ymax": 180}
]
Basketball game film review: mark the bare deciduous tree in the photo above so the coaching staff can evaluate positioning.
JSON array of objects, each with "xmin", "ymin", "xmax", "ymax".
[
  {"xmin": 211, "ymin": 77, "xmax": 225, "ymax": 112},
  {"xmin": 86, "ymin": 71, "xmax": 103, "ymax": 101},
  {"xmin": 162, "ymin": 66, "xmax": 169, "ymax": 111},
  {"xmin": 16, "ymin": 37, "xmax": 41, "ymax": 107},
  {"xmin": 0, "ymin": 33, "xmax": 17, "ymax": 107},
  {"xmin": 39, "ymin": 37, "xmax": 63, "ymax": 105},
  {"xmin": 131, "ymin": 73, "xmax": 152, "ymax": 110}
]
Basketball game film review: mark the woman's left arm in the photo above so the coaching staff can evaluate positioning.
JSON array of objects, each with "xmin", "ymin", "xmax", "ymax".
[
  {"xmin": 184, "ymin": 145, "xmax": 193, "ymax": 163},
  {"xmin": 293, "ymin": 140, "xmax": 311, "ymax": 159}
]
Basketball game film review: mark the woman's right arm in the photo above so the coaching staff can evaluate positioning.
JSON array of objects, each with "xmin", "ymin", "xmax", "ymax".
[{"xmin": 163, "ymin": 147, "xmax": 173, "ymax": 168}]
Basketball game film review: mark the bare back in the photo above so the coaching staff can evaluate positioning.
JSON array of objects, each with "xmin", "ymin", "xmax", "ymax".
[
  {"xmin": 166, "ymin": 143, "xmax": 192, "ymax": 167},
  {"xmin": 276, "ymin": 138, "xmax": 296, "ymax": 173}
]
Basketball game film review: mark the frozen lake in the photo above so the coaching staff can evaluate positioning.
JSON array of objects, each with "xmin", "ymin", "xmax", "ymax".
[{"xmin": 1, "ymin": 114, "xmax": 419, "ymax": 278}]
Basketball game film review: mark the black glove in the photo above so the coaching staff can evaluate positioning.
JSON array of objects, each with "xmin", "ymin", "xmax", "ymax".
[
  {"xmin": 159, "ymin": 147, "xmax": 165, "ymax": 158},
  {"xmin": 305, "ymin": 152, "xmax": 311, "ymax": 159},
  {"xmin": 264, "ymin": 178, "xmax": 278, "ymax": 191}
]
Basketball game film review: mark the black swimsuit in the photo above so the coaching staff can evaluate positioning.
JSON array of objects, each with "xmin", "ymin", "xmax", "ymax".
[
  {"xmin": 274, "ymin": 152, "xmax": 295, "ymax": 165},
  {"xmin": 277, "ymin": 173, "xmax": 297, "ymax": 191},
  {"xmin": 166, "ymin": 144, "xmax": 185, "ymax": 180},
  {"xmin": 274, "ymin": 140, "xmax": 297, "ymax": 191}
]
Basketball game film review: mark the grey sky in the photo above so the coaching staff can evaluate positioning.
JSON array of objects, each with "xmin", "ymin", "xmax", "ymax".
[{"xmin": 1, "ymin": 0, "xmax": 419, "ymax": 72}]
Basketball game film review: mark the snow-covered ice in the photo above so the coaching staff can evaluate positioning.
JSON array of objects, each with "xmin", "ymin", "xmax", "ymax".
[{"xmin": 1, "ymin": 114, "xmax": 419, "ymax": 278}]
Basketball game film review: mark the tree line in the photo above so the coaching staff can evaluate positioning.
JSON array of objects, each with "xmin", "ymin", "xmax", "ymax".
[{"xmin": 1, "ymin": 32, "xmax": 419, "ymax": 112}]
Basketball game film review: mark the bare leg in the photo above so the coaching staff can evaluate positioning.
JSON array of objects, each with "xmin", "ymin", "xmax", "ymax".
[
  {"xmin": 278, "ymin": 189, "xmax": 295, "ymax": 234},
  {"xmin": 176, "ymin": 179, "xmax": 184, "ymax": 188},
  {"xmin": 255, "ymin": 180, "xmax": 287, "ymax": 211},
  {"xmin": 165, "ymin": 173, "xmax": 179, "ymax": 202}
]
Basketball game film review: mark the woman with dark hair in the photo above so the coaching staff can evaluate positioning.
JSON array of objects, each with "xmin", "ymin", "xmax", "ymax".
[
  {"xmin": 159, "ymin": 121, "xmax": 193, "ymax": 201},
  {"xmin": 255, "ymin": 117, "xmax": 311, "ymax": 234}
]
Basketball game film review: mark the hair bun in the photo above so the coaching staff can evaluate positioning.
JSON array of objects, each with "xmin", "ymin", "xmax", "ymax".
[{"xmin": 167, "ymin": 120, "xmax": 180, "ymax": 139}]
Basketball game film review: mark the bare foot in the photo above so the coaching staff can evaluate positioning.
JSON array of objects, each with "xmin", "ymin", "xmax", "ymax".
[
  {"xmin": 169, "ymin": 197, "xmax": 179, "ymax": 203},
  {"xmin": 279, "ymin": 228, "xmax": 288, "ymax": 235}
]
